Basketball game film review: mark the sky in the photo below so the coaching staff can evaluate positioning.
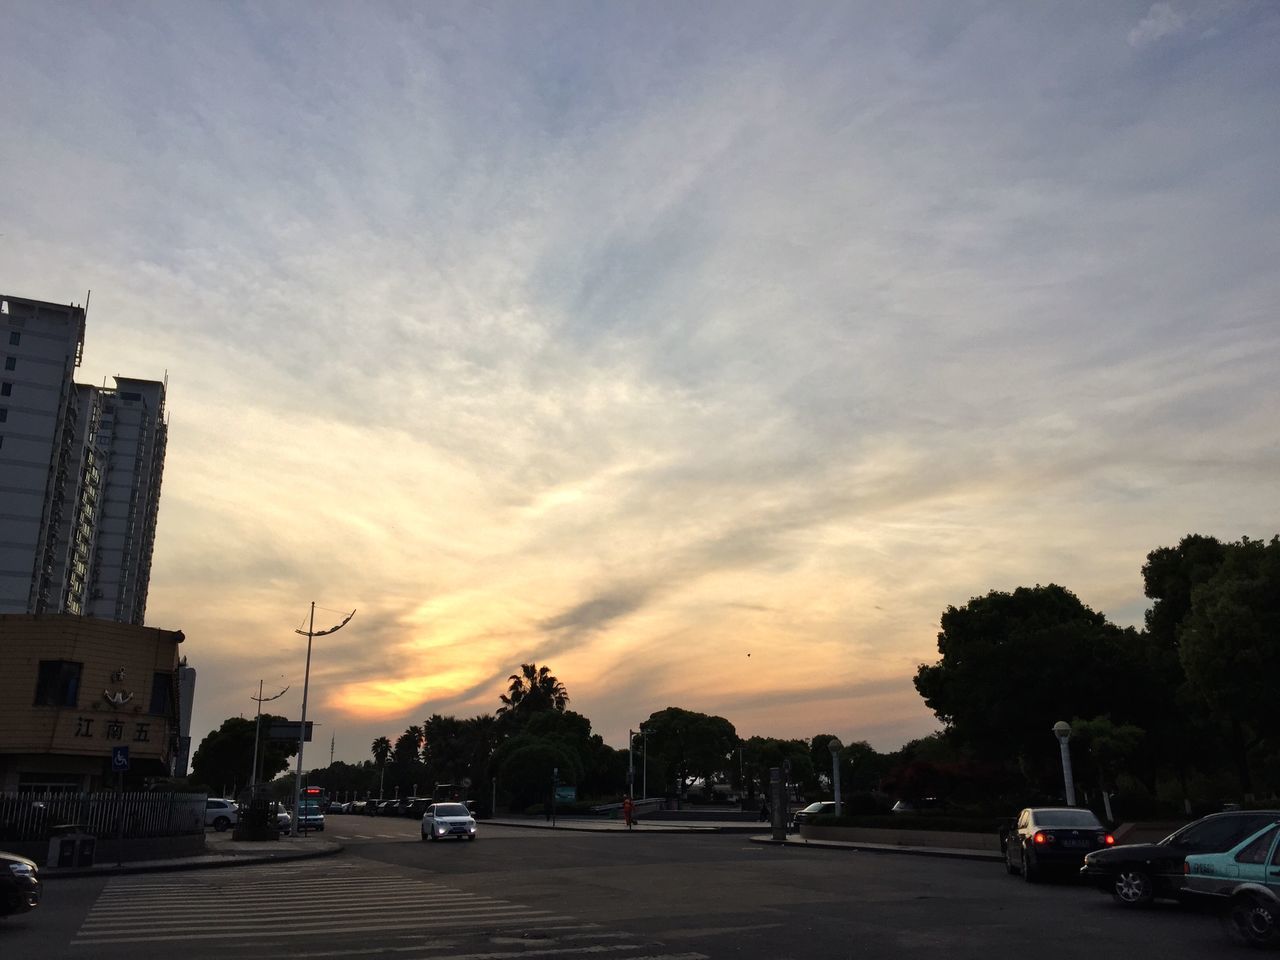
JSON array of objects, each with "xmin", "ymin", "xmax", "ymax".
[{"xmin": 3, "ymin": 1, "xmax": 1278, "ymax": 769}]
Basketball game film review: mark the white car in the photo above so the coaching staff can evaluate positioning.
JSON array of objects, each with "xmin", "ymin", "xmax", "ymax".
[
  {"xmin": 205, "ymin": 798, "xmax": 239, "ymax": 831},
  {"xmin": 421, "ymin": 802, "xmax": 477, "ymax": 841}
]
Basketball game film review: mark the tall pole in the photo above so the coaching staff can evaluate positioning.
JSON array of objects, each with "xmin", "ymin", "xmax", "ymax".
[
  {"xmin": 292, "ymin": 603, "xmax": 355, "ymax": 836},
  {"xmin": 643, "ymin": 729, "xmax": 649, "ymax": 800},
  {"xmin": 628, "ymin": 729, "xmax": 635, "ymax": 797},
  {"xmin": 250, "ymin": 679, "xmax": 289, "ymax": 790},
  {"xmin": 1053, "ymin": 721, "xmax": 1076, "ymax": 806}
]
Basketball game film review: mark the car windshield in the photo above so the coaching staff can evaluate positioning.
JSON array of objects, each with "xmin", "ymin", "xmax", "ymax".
[
  {"xmin": 802, "ymin": 803, "xmax": 826, "ymax": 813},
  {"xmin": 435, "ymin": 804, "xmax": 469, "ymax": 817},
  {"xmin": 1035, "ymin": 810, "xmax": 1102, "ymax": 828}
]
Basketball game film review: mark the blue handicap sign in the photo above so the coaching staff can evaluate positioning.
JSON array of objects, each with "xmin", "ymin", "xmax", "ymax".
[{"xmin": 111, "ymin": 745, "xmax": 130, "ymax": 772}]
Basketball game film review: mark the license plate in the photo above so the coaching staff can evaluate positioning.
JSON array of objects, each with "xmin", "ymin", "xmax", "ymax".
[{"xmin": 1061, "ymin": 839, "xmax": 1089, "ymax": 848}]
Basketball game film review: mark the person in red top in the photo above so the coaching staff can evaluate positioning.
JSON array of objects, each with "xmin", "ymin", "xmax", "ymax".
[{"xmin": 622, "ymin": 795, "xmax": 635, "ymax": 830}]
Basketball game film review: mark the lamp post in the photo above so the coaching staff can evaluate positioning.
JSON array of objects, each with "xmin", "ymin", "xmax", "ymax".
[
  {"xmin": 828, "ymin": 737, "xmax": 843, "ymax": 817},
  {"xmin": 292, "ymin": 602, "xmax": 355, "ymax": 836},
  {"xmin": 642, "ymin": 728, "xmax": 649, "ymax": 800},
  {"xmin": 250, "ymin": 679, "xmax": 289, "ymax": 790},
  {"xmin": 628, "ymin": 729, "xmax": 636, "ymax": 798},
  {"xmin": 1053, "ymin": 720, "xmax": 1076, "ymax": 806}
]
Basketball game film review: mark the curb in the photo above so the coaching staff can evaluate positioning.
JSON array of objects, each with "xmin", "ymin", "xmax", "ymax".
[
  {"xmin": 748, "ymin": 836, "xmax": 1003, "ymax": 862},
  {"xmin": 40, "ymin": 840, "xmax": 344, "ymax": 880},
  {"xmin": 484, "ymin": 819, "xmax": 721, "ymax": 834}
]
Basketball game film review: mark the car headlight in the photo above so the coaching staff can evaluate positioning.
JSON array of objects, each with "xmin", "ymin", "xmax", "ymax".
[
  {"xmin": 8, "ymin": 862, "xmax": 35, "ymax": 878},
  {"xmin": 435, "ymin": 825, "xmax": 447, "ymax": 834}
]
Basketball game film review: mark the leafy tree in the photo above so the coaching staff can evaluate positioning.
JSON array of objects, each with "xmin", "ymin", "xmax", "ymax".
[
  {"xmin": 190, "ymin": 715, "xmax": 296, "ymax": 794},
  {"xmin": 641, "ymin": 707, "xmax": 738, "ymax": 796},
  {"xmin": 913, "ymin": 584, "xmax": 1145, "ymax": 780},
  {"xmin": 498, "ymin": 662, "xmax": 569, "ymax": 718},
  {"xmin": 1068, "ymin": 716, "xmax": 1144, "ymax": 802},
  {"xmin": 1178, "ymin": 536, "xmax": 1280, "ymax": 794}
]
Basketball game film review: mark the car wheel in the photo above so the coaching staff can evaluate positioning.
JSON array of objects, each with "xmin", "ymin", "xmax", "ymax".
[
  {"xmin": 467, "ymin": 834, "xmax": 476, "ymax": 842},
  {"xmin": 1224, "ymin": 893, "xmax": 1279, "ymax": 949},
  {"xmin": 1005, "ymin": 846, "xmax": 1019, "ymax": 875},
  {"xmin": 213, "ymin": 816, "xmax": 230, "ymax": 832},
  {"xmin": 1021, "ymin": 850, "xmax": 1040, "ymax": 883},
  {"xmin": 420, "ymin": 830, "xmax": 429, "ymax": 842},
  {"xmin": 1111, "ymin": 869, "xmax": 1154, "ymax": 907}
]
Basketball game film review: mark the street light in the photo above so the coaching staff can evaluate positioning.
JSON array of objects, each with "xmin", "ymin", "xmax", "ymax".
[
  {"xmin": 292, "ymin": 602, "xmax": 355, "ymax": 836},
  {"xmin": 828, "ymin": 737, "xmax": 843, "ymax": 817},
  {"xmin": 1053, "ymin": 720, "xmax": 1076, "ymax": 806},
  {"xmin": 250, "ymin": 679, "xmax": 289, "ymax": 790}
]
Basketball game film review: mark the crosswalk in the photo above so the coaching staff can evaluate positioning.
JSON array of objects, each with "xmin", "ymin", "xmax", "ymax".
[{"xmin": 73, "ymin": 861, "xmax": 708, "ymax": 960}]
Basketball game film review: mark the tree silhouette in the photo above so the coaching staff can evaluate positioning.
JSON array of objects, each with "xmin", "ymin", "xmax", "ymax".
[{"xmin": 498, "ymin": 663, "xmax": 569, "ymax": 717}]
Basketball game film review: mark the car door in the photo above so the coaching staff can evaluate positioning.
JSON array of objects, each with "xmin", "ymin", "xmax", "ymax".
[{"xmin": 1232, "ymin": 824, "xmax": 1280, "ymax": 886}]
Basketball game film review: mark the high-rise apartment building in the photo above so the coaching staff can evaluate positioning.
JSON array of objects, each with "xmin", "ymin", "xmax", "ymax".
[{"xmin": 0, "ymin": 294, "xmax": 168, "ymax": 624}]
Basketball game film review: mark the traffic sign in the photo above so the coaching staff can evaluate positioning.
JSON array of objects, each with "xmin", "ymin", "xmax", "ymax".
[{"xmin": 111, "ymin": 746, "xmax": 130, "ymax": 772}]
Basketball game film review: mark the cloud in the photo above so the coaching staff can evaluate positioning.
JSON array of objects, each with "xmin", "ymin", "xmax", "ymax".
[
  {"xmin": 1128, "ymin": 3, "xmax": 1186, "ymax": 48},
  {"xmin": 2, "ymin": 1, "xmax": 1277, "ymax": 759}
]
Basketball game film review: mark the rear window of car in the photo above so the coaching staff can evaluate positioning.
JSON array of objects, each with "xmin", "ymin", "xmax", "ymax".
[
  {"xmin": 1035, "ymin": 810, "xmax": 1101, "ymax": 828},
  {"xmin": 435, "ymin": 804, "xmax": 469, "ymax": 817}
]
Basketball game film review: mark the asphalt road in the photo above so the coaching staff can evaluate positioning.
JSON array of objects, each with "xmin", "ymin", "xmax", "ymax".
[{"xmin": 2, "ymin": 815, "xmax": 1243, "ymax": 960}]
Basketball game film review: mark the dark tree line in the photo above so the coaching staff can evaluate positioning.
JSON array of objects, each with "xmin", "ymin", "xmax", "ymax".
[{"xmin": 913, "ymin": 534, "xmax": 1280, "ymax": 806}]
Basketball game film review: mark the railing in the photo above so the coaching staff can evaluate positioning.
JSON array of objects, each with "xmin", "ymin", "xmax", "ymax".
[{"xmin": 0, "ymin": 791, "xmax": 206, "ymax": 840}]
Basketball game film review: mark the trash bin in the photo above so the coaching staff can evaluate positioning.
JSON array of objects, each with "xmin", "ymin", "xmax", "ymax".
[{"xmin": 46, "ymin": 824, "xmax": 94, "ymax": 868}]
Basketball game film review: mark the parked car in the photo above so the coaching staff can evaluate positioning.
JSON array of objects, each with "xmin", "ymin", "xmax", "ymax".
[
  {"xmin": 1183, "ymin": 820, "xmax": 1280, "ymax": 948},
  {"xmin": 294, "ymin": 801, "xmax": 325, "ymax": 832},
  {"xmin": 421, "ymin": 802, "xmax": 477, "ymax": 841},
  {"xmin": 265, "ymin": 802, "xmax": 292, "ymax": 834},
  {"xmin": 204, "ymin": 798, "xmax": 239, "ymax": 832},
  {"xmin": 1005, "ymin": 807, "xmax": 1113, "ymax": 882},
  {"xmin": 0, "ymin": 850, "xmax": 40, "ymax": 917},
  {"xmin": 1082, "ymin": 809, "xmax": 1280, "ymax": 907},
  {"xmin": 791, "ymin": 801, "xmax": 837, "ymax": 829}
]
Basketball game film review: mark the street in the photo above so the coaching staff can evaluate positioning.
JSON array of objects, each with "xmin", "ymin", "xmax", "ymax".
[{"xmin": 1, "ymin": 816, "xmax": 1243, "ymax": 959}]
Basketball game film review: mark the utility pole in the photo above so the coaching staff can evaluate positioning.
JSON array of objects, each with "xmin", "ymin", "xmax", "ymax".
[
  {"xmin": 292, "ymin": 603, "xmax": 355, "ymax": 835},
  {"xmin": 250, "ymin": 680, "xmax": 289, "ymax": 790}
]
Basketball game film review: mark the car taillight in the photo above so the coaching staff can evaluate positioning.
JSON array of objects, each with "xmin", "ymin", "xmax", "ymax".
[
  {"xmin": 1033, "ymin": 831, "xmax": 1047, "ymax": 844},
  {"xmin": 1184, "ymin": 862, "xmax": 1190, "ymax": 875},
  {"xmin": 1104, "ymin": 834, "xmax": 1115, "ymax": 845}
]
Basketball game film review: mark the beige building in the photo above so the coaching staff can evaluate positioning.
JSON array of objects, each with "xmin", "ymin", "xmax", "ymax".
[{"xmin": 0, "ymin": 614, "xmax": 184, "ymax": 791}]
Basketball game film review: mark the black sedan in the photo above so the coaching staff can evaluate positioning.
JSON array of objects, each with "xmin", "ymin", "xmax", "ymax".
[
  {"xmin": 0, "ymin": 850, "xmax": 40, "ymax": 917},
  {"xmin": 1081, "ymin": 809, "xmax": 1280, "ymax": 907},
  {"xmin": 1005, "ymin": 807, "xmax": 1113, "ymax": 882},
  {"xmin": 791, "ymin": 802, "xmax": 837, "ymax": 829}
]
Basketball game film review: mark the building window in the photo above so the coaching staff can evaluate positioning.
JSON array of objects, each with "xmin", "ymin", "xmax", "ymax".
[
  {"xmin": 34, "ymin": 660, "xmax": 83, "ymax": 707},
  {"xmin": 3, "ymin": 357, "xmax": 13, "ymax": 371},
  {"xmin": 0, "ymin": 409, "xmax": 7, "ymax": 422},
  {"xmin": 7, "ymin": 331, "xmax": 17, "ymax": 345},
  {"xmin": 0, "ymin": 382, "xmax": 11, "ymax": 396},
  {"xmin": 149, "ymin": 671, "xmax": 174, "ymax": 715}
]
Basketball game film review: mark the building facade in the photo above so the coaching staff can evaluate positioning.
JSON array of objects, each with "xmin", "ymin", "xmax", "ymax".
[
  {"xmin": 0, "ymin": 614, "xmax": 184, "ymax": 791},
  {"xmin": 0, "ymin": 294, "xmax": 168, "ymax": 624}
]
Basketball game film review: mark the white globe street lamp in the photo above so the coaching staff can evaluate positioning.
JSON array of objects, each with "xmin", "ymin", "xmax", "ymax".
[{"xmin": 1053, "ymin": 720, "xmax": 1076, "ymax": 807}]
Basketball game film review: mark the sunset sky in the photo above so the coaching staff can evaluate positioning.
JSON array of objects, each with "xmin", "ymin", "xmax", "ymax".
[{"xmin": 3, "ymin": 2, "xmax": 1278, "ymax": 768}]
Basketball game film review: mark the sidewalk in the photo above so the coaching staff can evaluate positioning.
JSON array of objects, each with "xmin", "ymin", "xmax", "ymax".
[
  {"xmin": 484, "ymin": 815, "xmax": 754, "ymax": 834},
  {"xmin": 39, "ymin": 830, "xmax": 343, "ymax": 879},
  {"xmin": 748, "ymin": 833, "xmax": 1003, "ymax": 863}
]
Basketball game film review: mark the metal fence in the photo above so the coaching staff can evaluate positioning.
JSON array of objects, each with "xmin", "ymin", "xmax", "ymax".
[{"xmin": 0, "ymin": 791, "xmax": 206, "ymax": 841}]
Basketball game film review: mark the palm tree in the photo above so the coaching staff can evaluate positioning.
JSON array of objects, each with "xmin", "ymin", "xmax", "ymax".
[
  {"xmin": 371, "ymin": 736, "xmax": 392, "ymax": 800},
  {"xmin": 498, "ymin": 662, "xmax": 569, "ymax": 716}
]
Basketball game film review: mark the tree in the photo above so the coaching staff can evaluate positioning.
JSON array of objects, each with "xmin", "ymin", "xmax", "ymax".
[
  {"xmin": 370, "ymin": 736, "xmax": 392, "ymax": 767},
  {"xmin": 913, "ymin": 584, "xmax": 1145, "ymax": 777},
  {"xmin": 641, "ymin": 707, "xmax": 737, "ymax": 796},
  {"xmin": 498, "ymin": 663, "xmax": 569, "ymax": 718},
  {"xmin": 191, "ymin": 715, "xmax": 296, "ymax": 794},
  {"xmin": 1178, "ymin": 536, "xmax": 1280, "ymax": 794}
]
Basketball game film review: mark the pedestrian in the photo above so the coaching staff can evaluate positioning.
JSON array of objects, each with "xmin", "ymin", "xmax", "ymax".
[
  {"xmin": 622, "ymin": 795, "xmax": 635, "ymax": 830},
  {"xmin": 760, "ymin": 797, "xmax": 770, "ymax": 822}
]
